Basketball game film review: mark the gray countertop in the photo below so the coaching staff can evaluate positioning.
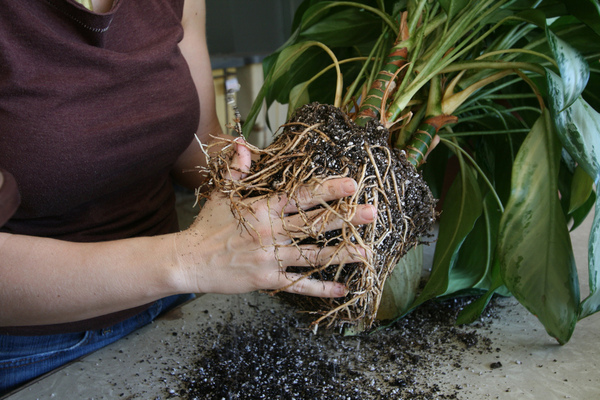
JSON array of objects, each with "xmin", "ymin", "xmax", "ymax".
[
  {"xmin": 4, "ymin": 291, "xmax": 600, "ymax": 399},
  {"xmin": 3, "ymin": 216, "xmax": 600, "ymax": 399}
]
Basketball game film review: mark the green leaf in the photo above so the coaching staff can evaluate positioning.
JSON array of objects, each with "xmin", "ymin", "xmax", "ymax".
[
  {"xmin": 299, "ymin": 8, "xmax": 382, "ymax": 47},
  {"xmin": 266, "ymin": 47, "xmax": 331, "ymax": 105},
  {"xmin": 411, "ymin": 153, "xmax": 483, "ymax": 308},
  {"xmin": 549, "ymin": 16, "xmax": 600, "ymax": 56},
  {"xmin": 296, "ymin": 1, "xmax": 398, "ymax": 43},
  {"xmin": 514, "ymin": 9, "xmax": 547, "ymax": 28},
  {"xmin": 437, "ymin": 0, "xmax": 470, "ymax": 21},
  {"xmin": 421, "ymin": 145, "xmax": 451, "ymax": 200},
  {"xmin": 288, "ymin": 81, "xmax": 312, "ymax": 116},
  {"xmin": 376, "ymin": 245, "xmax": 423, "ymax": 321},
  {"xmin": 497, "ymin": 110, "xmax": 579, "ymax": 344},
  {"xmin": 569, "ymin": 165, "xmax": 594, "ymax": 214},
  {"xmin": 547, "ymin": 70, "xmax": 600, "ymax": 321},
  {"xmin": 583, "ymin": 70, "xmax": 600, "ymax": 113},
  {"xmin": 580, "ymin": 197, "xmax": 600, "ymax": 318},
  {"xmin": 455, "ymin": 259, "xmax": 505, "ymax": 325},
  {"xmin": 546, "ymin": 28, "xmax": 590, "ymax": 111},
  {"xmin": 570, "ymin": 188, "xmax": 595, "ymax": 232},
  {"xmin": 447, "ymin": 192, "xmax": 500, "ymax": 294},
  {"xmin": 532, "ymin": 0, "xmax": 568, "ymax": 19},
  {"xmin": 291, "ymin": 0, "xmax": 321, "ymax": 32},
  {"xmin": 243, "ymin": 41, "xmax": 331, "ymax": 136},
  {"xmin": 547, "ymin": 70, "xmax": 600, "ymax": 182},
  {"xmin": 562, "ymin": 0, "xmax": 600, "ymax": 37}
]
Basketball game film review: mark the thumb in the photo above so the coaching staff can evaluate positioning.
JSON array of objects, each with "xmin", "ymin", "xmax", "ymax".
[{"xmin": 228, "ymin": 137, "xmax": 251, "ymax": 180}]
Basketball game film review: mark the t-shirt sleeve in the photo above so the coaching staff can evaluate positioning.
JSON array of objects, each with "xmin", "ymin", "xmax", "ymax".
[{"xmin": 0, "ymin": 167, "xmax": 20, "ymax": 228}]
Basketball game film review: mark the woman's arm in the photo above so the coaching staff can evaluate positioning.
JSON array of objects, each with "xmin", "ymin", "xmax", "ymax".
[
  {"xmin": 0, "ymin": 166, "xmax": 374, "ymax": 327},
  {"xmin": 0, "ymin": 0, "xmax": 376, "ymax": 328},
  {"xmin": 171, "ymin": 0, "xmax": 226, "ymax": 190},
  {"xmin": 0, "ymin": 231, "xmax": 181, "ymax": 326}
]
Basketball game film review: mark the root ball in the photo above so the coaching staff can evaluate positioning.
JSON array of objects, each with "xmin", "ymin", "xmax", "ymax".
[{"xmin": 201, "ymin": 103, "xmax": 436, "ymax": 330}]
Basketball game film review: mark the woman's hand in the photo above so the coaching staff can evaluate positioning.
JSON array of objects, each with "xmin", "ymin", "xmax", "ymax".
[{"xmin": 173, "ymin": 139, "xmax": 377, "ymax": 298}]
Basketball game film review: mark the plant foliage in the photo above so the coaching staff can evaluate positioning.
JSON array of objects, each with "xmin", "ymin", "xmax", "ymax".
[{"xmin": 243, "ymin": 0, "xmax": 600, "ymax": 344}]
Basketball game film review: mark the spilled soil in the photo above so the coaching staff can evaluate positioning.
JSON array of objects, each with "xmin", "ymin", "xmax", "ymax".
[{"xmin": 167, "ymin": 293, "xmax": 500, "ymax": 400}]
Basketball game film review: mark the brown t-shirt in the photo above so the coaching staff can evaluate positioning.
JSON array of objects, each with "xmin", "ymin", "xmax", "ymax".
[
  {"xmin": 0, "ymin": 169, "xmax": 20, "ymax": 227},
  {"xmin": 0, "ymin": 0, "xmax": 200, "ymax": 334}
]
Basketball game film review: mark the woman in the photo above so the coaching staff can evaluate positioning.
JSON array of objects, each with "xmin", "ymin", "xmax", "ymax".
[{"xmin": 0, "ymin": 0, "xmax": 376, "ymax": 394}]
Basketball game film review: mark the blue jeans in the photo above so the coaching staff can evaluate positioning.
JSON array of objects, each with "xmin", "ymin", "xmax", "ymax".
[{"xmin": 0, "ymin": 294, "xmax": 194, "ymax": 396}]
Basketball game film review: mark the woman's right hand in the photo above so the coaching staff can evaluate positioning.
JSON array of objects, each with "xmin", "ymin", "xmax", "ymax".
[{"xmin": 173, "ymin": 139, "xmax": 377, "ymax": 298}]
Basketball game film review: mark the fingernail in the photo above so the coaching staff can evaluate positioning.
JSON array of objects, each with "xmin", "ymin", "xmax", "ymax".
[
  {"xmin": 334, "ymin": 284, "xmax": 348, "ymax": 298},
  {"xmin": 360, "ymin": 205, "xmax": 377, "ymax": 221},
  {"xmin": 342, "ymin": 179, "xmax": 357, "ymax": 195}
]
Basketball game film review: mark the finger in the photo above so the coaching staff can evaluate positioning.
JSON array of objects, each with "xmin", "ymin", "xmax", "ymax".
[
  {"xmin": 277, "ymin": 243, "xmax": 368, "ymax": 268},
  {"xmin": 282, "ymin": 204, "xmax": 377, "ymax": 239},
  {"xmin": 280, "ymin": 178, "xmax": 358, "ymax": 213},
  {"xmin": 227, "ymin": 137, "xmax": 251, "ymax": 180},
  {"xmin": 278, "ymin": 273, "xmax": 349, "ymax": 298}
]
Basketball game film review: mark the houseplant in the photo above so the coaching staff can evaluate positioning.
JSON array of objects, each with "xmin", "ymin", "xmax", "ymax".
[{"xmin": 236, "ymin": 0, "xmax": 600, "ymax": 344}]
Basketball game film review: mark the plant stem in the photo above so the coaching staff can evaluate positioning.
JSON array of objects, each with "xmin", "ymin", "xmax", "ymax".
[
  {"xmin": 295, "ymin": 57, "xmax": 371, "ymax": 109},
  {"xmin": 405, "ymin": 115, "xmax": 458, "ymax": 167},
  {"xmin": 440, "ymin": 137, "xmax": 504, "ymax": 213},
  {"xmin": 343, "ymin": 34, "xmax": 388, "ymax": 107},
  {"xmin": 407, "ymin": 0, "xmax": 427, "ymax": 34},
  {"xmin": 309, "ymin": 42, "xmax": 343, "ymax": 107},
  {"xmin": 387, "ymin": 0, "xmax": 508, "ymax": 122},
  {"xmin": 440, "ymin": 60, "xmax": 546, "ymax": 76},
  {"xmin": 438, "ymin": 128, "xmax": 531, "ymax": 137},
  {"xmin": 445, "ymin": 70, "xmax": 516, "ymax": 115},
  {"xmin": 395, "ymin": 3, "xmax": 430, "ymax": 97},
  {"xmin": 355, "ymin": 13, "xmax": 410, "ymax": 126}
]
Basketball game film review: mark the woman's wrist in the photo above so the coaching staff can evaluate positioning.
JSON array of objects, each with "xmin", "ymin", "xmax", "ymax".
[{"xmin": 169, "ymin": 229, "xmax": 208, "ymax": 295}]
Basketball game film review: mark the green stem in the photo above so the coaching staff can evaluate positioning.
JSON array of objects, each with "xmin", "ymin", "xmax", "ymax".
[
  {"xmin": 488, "ymin": 22, "xmax": 537, "ymax": 59},
  {"xmin": 405, "ymin": 114, "xmax": 458, "ymax": 167},
  {"xmin": 426, "ymin": 74, "xmax": 443, "ymax": 116},
  {"xmin": 438, "ymin": 128, "xmax": 531, "ymax": 137},
  {"xmin": 457, "ymin": 105, "xmax": 510, "ymax": 130},
  {"xmin": 394, "ymin": 104, "xmax": 427, "ymax": 149},
  {"xmin": 480, "ymin": 48, "xmax": 557, "ymax": 67},
  {"xmin": 294, "ymin": 57, "xmax": 370, "ymax": 108},
  {"xmin": 479, "ymin": 93, "xmax": 538, "ymax": 100},
  {"xmin": 440, "ymin": 137, "xmax": 505, "ymax": 213},
  {"xmin": 387, "ymin": 0, "xmax": 508, "ymax": 122},
  {"xmin": 457, "ymin": 77, "xmax": 525, "ymax": 109},
  {"xmin": 310, "ymin": 42, "xmax": 343, "ymax": 107},
  {"xmin": 523, "ymin": 24, "xmax": 586, "ymax": 52},
  {"xmin": 407, "ymin": 0, "xmax": 427, "ymax": 34},
  {"xmin": 440, "ymin": 60, "xmax": 546, "ymax": 76},
  {"xmin": 342, "ymin": 34, "xmax": 388, "ymax": 107},
  {"xmin": 395, "ymin": 3, "xmax": 430, "ymax": 97},
  {"xmin": 355, "ymin": 41, "xmax": 410, "ymax": 126},
  {"xmin": 456, "ymin": 104, "xmax": 541, "ymax": 125}
]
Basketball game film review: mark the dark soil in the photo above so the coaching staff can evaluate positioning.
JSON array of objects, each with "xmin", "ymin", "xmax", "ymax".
[{"xmin": 170, "ymin": 293, "xmax": 498, "ymax": 400}]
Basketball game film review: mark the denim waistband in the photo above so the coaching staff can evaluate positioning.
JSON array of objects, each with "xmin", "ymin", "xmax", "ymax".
[{"xmin": 0, "ymin": 293, "xmax": 194, "ymax": 396}]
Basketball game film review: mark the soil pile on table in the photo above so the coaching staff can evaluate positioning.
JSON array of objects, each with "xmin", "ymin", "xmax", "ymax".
[
  {"xmin": 203, "ymin": 103, "xmax": 436, "ymax": 330},
  {"xmin": 171, "ymin": 295, "xmax": 498, "ymax": 400}
]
